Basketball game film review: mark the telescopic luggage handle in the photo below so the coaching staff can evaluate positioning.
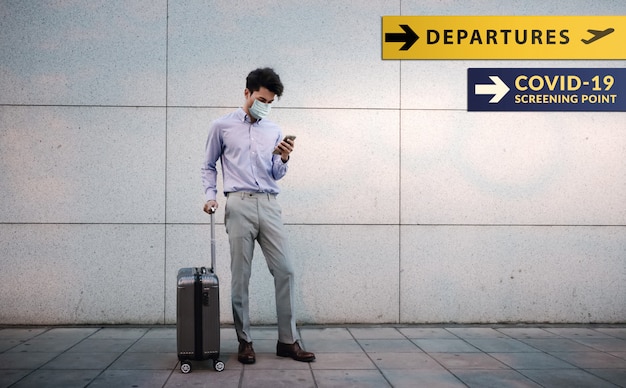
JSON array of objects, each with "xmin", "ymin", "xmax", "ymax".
[{"xmin": 210, "ymin": 208, "xmax": 216, "ymax": 272}]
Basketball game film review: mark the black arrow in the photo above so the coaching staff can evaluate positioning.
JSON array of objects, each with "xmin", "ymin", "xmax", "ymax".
[{"xmin": 385, "ymin": 24, "xmax": 419, "ymax": 50}]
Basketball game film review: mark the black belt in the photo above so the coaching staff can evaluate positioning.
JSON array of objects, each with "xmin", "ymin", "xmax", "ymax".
[{"xmin": 227, "ymin": 192, "xmax": 277, "ymax": 199}]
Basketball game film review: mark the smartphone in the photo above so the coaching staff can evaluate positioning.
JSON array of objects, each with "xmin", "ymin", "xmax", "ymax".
[{"xmin": 273, "ymin": 135, "xmax": 296, "ymax": 154}]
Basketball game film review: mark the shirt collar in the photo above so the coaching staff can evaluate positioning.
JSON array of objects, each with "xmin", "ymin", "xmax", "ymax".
[{"xmin": 238, "ymin": 107, "xmax": 262, "ymax": 124}]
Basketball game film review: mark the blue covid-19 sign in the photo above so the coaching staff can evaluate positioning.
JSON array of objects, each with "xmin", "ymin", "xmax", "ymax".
[{"xmin": 468, "ymin": 68, "xmax": 625, "ymax": 111}]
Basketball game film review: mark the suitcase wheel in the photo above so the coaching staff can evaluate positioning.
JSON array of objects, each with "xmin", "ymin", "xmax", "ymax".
[
  {"xmin": 214, "ymin": 359, "xmax": 225, "ymax": 372},
  {"xmin": 180, "ymin": 361, "xmax": 192, "ymax": 374}
]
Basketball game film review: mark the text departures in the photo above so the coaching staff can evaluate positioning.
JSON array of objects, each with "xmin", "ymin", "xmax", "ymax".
[{"xmin": 382, "ymin": 16, "xmax": 626, "ymax": 59}]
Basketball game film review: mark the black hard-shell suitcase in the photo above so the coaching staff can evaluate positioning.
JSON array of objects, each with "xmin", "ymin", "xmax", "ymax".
[{"xmin": 176, "ymin": 212, "xmax": 224, "ymax": 373}]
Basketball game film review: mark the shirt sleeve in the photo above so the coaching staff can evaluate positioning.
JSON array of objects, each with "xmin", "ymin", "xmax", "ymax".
[
  {"xmin": 201, "ymin": 123, "xmax": 222, "ymax": 201},
  {"xmin": 271, "ymin": 153, "xmax": 289, "ymax": 181}
]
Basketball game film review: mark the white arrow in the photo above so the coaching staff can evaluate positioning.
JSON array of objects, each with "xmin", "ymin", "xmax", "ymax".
[{"xmin": 475, "ymin": 76, "xmax": 510, "ymax": 103}]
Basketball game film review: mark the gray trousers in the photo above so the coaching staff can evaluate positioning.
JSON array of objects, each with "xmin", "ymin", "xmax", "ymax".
[{"xmin": 224, "ymin": 192, "xmax": 298, "ymax": 344}]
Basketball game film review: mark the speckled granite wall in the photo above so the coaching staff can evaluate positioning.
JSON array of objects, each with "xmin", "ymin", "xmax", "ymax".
[{"xmin": 1, "ymin": 0, "xmax": 624, "ymax": 325}]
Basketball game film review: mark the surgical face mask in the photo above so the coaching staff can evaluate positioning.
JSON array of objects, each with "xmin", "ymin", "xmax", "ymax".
[{"xmin": 249, "ymin": 99, "xmax": 271, "ymax": 120}]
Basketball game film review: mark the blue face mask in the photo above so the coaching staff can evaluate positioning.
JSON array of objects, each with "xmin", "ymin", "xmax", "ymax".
[{"xmin": 249, "ymin": 99, "xmax": 271, "ymax": 120}]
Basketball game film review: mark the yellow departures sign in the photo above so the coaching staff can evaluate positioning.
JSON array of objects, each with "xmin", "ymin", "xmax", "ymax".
[{"xmin": 382, "ymin": 16, "xmax": 626, "ymax": 59}]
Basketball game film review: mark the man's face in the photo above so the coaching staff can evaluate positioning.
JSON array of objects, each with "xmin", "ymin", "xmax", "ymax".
[{"xmin": 244, "ymin": 86, "xmax": 276, "ymax": 110}]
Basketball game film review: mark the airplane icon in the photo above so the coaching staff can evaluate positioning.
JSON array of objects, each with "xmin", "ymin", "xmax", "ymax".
[{"xmin": 581, "ymin": 28, "xmax": 615, "ymax": 44}]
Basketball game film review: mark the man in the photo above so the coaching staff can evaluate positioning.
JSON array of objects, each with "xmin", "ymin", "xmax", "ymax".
[{"xmin": 201, "ymin": 68, "xmax": 315, "ymax": 364}]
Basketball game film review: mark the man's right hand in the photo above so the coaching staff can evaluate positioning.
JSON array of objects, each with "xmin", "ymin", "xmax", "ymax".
[{"xmin": 203, "ymin": 200, "xmax": 218, "ymax": 214}]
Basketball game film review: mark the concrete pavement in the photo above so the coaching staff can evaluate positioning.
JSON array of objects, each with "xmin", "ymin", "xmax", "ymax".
[{"xmin": 1, "ymin": 325, "xmax": 626, "ymax": 387}]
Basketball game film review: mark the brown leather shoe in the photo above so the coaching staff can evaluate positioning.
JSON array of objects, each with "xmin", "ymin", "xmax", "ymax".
[
  {"xmin": 238, "ymin": 341, "xmax": 256, "ymax": 364},
  {"xmin": 276, "ymin": 341, "xmax": 316, "ymax": 362}
]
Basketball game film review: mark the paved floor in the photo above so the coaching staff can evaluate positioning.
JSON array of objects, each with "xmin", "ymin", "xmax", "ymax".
[{"xmin": 1, "ymin": 325, "xmax": 625, "ymax": 387}]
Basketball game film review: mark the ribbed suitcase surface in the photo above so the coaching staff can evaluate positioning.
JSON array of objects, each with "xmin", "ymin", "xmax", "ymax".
[{"xmin": 176, "ymin": 212, "xmax": 224, "ymax": 373}]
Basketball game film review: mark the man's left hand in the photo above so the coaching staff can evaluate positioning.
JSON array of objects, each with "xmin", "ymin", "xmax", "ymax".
[{"xmin": 276, "ymin": 138, "xmax": 295, "ymax": 162}]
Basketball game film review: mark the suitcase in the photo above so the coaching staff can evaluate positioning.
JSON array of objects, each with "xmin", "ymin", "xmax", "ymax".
[{"xmin": 176, "ymin": 212, "xmax": 224, "ymax": 373}]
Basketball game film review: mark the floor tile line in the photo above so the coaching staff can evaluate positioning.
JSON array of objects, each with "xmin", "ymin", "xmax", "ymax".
[{"xmin": 84, "ymin": 327, "xmax": 152, "ymax": 387}]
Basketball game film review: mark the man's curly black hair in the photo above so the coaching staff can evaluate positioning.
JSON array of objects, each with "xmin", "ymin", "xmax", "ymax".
[{"xmin": 246, "ymin": 67, "xmax": 284, "ymax": 98}]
